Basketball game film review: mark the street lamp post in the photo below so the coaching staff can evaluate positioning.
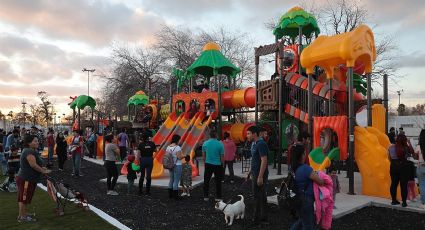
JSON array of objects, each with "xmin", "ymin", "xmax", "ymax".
[{"xmin": 82, "ymin": 68, "xmax": 95, "ymax": 97}]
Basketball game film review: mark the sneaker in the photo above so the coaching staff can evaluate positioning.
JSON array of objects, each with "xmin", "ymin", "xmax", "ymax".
[
  {"xmin": 17, "ymin": 215, "xmax": 36, "ymax": 223},
  {"xmin": 391, "ymin": 200, "xmax": 400, "ymax": 205},
  {"xmin": 110, "ymin": 190, "xmax": 119, "ymax": 196},
  {"xmin": 402, "ymin": 202, "xmax": 408, "ymax": 207},
  {"xmin": 203, "ymin": 197, "xmax": 209, "ymax": 201},
  {"xmin": 181, "ymin": 192, "xmax": 187, "ymax": 197},
  {"xmin": 187, "ymin": 193, "xmax": 191, "ymax": 197},
  {"xmin": 58, "ymin": 168, "xmax": 63, "ymax": 171},
  {"xmin": 420, "ymin": 204, "xmax": 425, "ymax": 209},
  {"xmin": 107, "ymin": 190, "xmax": 112, "ymax": 195}
]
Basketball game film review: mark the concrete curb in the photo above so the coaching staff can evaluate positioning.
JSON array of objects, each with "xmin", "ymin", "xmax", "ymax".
[{"xmin": 37, "ymin": 183, "xmax": 131, "ymax": 230}]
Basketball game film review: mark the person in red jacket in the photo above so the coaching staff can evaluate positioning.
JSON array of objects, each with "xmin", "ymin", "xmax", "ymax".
[{"xmin": 46, "ymin": 128, "xmax": 55, "ymax": 167}]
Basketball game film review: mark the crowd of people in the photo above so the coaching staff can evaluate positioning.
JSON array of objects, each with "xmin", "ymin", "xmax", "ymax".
[
  {"xmin": 387, "ymin": 127, "xmax": 425, "ymax": 209},
  {"xmin": 3, "ymin": 120, "xmax": 425, "ymax": 227}
]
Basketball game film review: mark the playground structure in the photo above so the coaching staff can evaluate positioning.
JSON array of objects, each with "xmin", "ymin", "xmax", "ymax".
[
  {"xmin": 252, "ymin": 7, "xmax": 392, "ymax": 199},
  {"xmin": 147, "ymin": 6, "xmax": 395, "ymax": 200},
  {"xmin": 150, "ymin": 42, "xmax": 257, "ymax": 178},
  {"xmin": 127, "ymin": 90, "xmax": 161, "ymax": 129}
]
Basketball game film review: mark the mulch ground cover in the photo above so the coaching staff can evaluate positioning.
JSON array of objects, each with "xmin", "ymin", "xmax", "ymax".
[{"xmin": 44, "ymin": 159, "xmax": 425, "ymax": 230}]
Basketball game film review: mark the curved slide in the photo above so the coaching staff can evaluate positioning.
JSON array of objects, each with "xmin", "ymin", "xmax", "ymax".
[
  {"xmin": 151, "ymin": 112, "xmax": 201, "ymax": 178},
  {"xmin": 180, "ymin": 112, "xmax": 216, "ymax": 177},
  {"xmin": 354, "ymin": 126, "xmax": 391, "ymax": 199}
]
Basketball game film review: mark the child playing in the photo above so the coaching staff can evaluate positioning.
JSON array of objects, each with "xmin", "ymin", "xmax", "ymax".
[
  {"xmin": 126, "ymin": 155, "xmax": 139, "ymax": 194},
  {"xmin": 180, "ymin": 155, "xmax": 192, "ymax": 197},
  {"xmin": 329, "ymin": 163, "xmax": 340, "ymax": 209}
]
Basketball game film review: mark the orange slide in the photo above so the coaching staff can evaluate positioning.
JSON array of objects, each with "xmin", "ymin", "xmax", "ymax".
[{"xmin": 151, "ymin": 112, "xmax": 200, "ymax": 178}]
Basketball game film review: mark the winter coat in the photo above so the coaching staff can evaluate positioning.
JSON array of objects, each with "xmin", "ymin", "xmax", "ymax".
[{"xmin": 313, "ymin": 171, "xmax": 334, "ymax": 230}]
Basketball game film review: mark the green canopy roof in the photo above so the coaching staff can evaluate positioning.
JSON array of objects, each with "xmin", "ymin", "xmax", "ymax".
[
  {"xmin": 70, "ymin": 95, "xmax": 96, "ymax": 110},
  {"xmin": 128, "ymin": 92, "xmax": 149, "ymax": 106},
  {"xmin": 273, "ymin": 6, "xmax": 320, "ymax": 39},
  {"xmin": 186, "ymin": 42, "xmax": 240, "ymax": 78}
]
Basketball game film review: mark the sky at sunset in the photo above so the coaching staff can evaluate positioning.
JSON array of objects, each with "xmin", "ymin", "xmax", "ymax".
[{"xmin": 0, "ymin": 0, "xmax": 424, "ymax": 117}]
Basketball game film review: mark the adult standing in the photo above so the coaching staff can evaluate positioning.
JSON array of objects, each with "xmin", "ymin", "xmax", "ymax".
[
  {"xmin": 287, "ymin": 132, "xmax": 311, "ymax": 169},
  {"xmin": 222, "ymin": 132, "xmax": 236, "ymax": 183},
  {"xmin": 55, "ymin": 132, "xmax": 67, "ymax": 171},
  {"xmin": 202, "ymin": 130, "xmax": 224, "ymax": 201},
  {"xmin": 416, "ymin": 129, "xmax": 425, "ymax": 209},
  {"xmin": 46, "ymin": 128, "xmax": 55, "ymax": 167},
  {"xmin": 388, "ymin": 134, "xmax": 413, "ymax": 207},
  {"xmin": 70, "ymin": 130, "xmax": 84, "ymax": 177},
  {"xmin": 86, "ymin": 128, "xmax": 97, "ymax": 158},
  {"xmin": 388, "ymin": 127, "xmax": 396, "ymax": 144},
  {"xmin": 16, "ymin": 135, "xmax": 51, "ymax": 222},
  {"xmin": 246, "ymin": 126, "xmax": 269, "ymax": 224},
  {"xmin": 117, "ymin": 128, "xmax": 129, "ymax": 162},
  {"xmin": 104, "ymin": 134, "xmax": 120, "ymax": 195},
  {"xmin": 290, "ymin": 145, "xmax": 324, "ymax": 230},
  {"xmin": 167, "ymin": 134, "xmax": 184, "ymax": 200},
  {"xmin": 5, "ymin": 129, "xmax": 20, "ymax": 152},
  {"xmin": 137, "ymin": 134, "xmax": 156, "ymax": 195}
]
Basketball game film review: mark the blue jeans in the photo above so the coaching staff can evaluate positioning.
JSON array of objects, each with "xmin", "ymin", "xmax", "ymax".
[
  {"xmin": 48, "ymin": 146, "xmax": 54, "ymax": 163},
  {"xmin": 290, "ymin": 195, "xmax": 315, "ymax": 230},
  {"xmin": 72, "ymin": 154, "xmax": 81, "ymax": 176},
  {"xmin": 168, "ymin": 165, "xmax": 182, "ymax": 191},
  {"xmin": 0, "ymin": 152, "xmax": 7, "ymax": 176},
  {"xmin": 417, "ymin": 165, "xmax": 425, "ymax": 204}
]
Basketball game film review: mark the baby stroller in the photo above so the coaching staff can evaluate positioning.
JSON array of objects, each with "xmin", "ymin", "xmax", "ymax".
[{"xmin": 46, "ymin": 176, "xmax": 89, "ymax": 216}]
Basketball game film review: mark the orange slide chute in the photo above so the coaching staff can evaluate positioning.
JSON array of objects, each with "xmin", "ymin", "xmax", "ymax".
[
  {"xmin": 222, "ymin": 87, "xmax": 256, "ymax": 109},
  {"xmin": 222, "ymin": 123, "xmax": 255, "ymax": 144}
]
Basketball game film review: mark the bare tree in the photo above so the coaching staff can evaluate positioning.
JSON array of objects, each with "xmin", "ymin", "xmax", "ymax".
[{"xmin": 36, "ymin": 91, "xmax": 55, "ymax": 127}]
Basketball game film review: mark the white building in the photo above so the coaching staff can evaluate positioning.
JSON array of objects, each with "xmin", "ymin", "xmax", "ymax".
[{"xmin": 388, "ymin": 115, "xmax": 425, "ymax": 145}]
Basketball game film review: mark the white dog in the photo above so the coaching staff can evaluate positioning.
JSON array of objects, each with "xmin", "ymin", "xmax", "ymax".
[{"xmin": 215, "ymin": 195, "xmax": 245, "ymax": 226}]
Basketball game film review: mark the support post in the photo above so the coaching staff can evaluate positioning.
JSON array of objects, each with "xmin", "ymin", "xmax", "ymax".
[
  {"xmin": 78, "ymin": 108, "xmax": 81, "ymax": 131},
  {"xmin": 367, "ymin": 73, "xmax": 372, "ymax": 126},
  {"xmin": 383, "ymin": 74, "xmax": 389, "ymax": 133},
  {"xmin": 307, "ymin": 74, "xmax": 313, "ymax": 147},
  {"xmin": 328, "ymin": 78, "xmax": 333, "ymax": 116},
  {"xmin": 255, "ymin": 54, "xmax": 259, "ymax": 124},
  {"xmin": 348, "ymin": 67, "xmax": 355, "ymax": 195},
  {"xmin": 298, "ymin": 27, "xmax": 303, "ymax": 74},
  {"xmin": 217, "ymin": 75, "xmax": 223, "ymax": 140},
  {"xmin": 277, "ymin": 45, "xmax": 284, "ymax": 175}
]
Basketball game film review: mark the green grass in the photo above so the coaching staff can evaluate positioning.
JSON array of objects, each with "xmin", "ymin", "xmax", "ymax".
[{"xmin": 0, "ymin": 175, "xmax": 117, "ymax": 230}]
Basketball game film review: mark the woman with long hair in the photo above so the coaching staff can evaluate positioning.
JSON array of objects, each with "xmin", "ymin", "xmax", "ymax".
[
  {"xmin": 388, "ymin": 134, "xmax": 413, "ymax": 207},
  {"xmin": 104, "ymin": 134, "xmax": 120, "ymax": 195},
  {"xmin": 166, "ymin": 134, "xmax": 183, "ymax": 200},
  {"xmin": 416, "ymin": 129, "xmax": 425, "ymax": 209},
  {"xmin": 55, "ymin": 132, "xmax": 67, "ymax": 170},
  {"xmin": 290, "ymin": 145, "xmax": 324, "ymax": 230}
]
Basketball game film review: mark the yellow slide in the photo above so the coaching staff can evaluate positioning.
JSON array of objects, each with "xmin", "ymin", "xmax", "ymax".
[{"xmin": 354, "ymin": 126, "xmax": 391, "ymax": 199}]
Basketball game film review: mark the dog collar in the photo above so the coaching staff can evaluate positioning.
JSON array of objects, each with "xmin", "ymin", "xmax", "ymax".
[{"xmin": 221, "ymin": 203, "xmax": 229, "ymax": 212}]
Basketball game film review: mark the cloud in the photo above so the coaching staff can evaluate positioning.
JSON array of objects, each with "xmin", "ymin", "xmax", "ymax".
[
  {"xmin": 0, "ymin": 33, "xmax": 110, "ymax": 83},
  {"xmin": 0, "ymin": 0, "xmax": 165, "ymax": 46},
  {"xmin": 363, "ymin": 0, "xmax": 425, "ymax": 28},
  {"xmin": 399, "ymin": 52, "xmax": 425, "ymax": 68}
]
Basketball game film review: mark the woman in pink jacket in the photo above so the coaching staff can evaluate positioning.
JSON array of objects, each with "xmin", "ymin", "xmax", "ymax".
[
  {"xmin": 290, "ymin": 145, "xmax": 324, "ymax": 230},
  {"xmin": 222, "ymin": 132, "xmax": 236, "ymax": 183}
]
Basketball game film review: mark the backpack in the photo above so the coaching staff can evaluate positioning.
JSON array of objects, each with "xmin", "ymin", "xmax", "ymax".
[
  {"xmin": 163, "ymin": 146, "xmax": 177, "ymax": 170},
  {"xmin": 277, "ymin": 170, "xmax": 303, "ymax": 218}
]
